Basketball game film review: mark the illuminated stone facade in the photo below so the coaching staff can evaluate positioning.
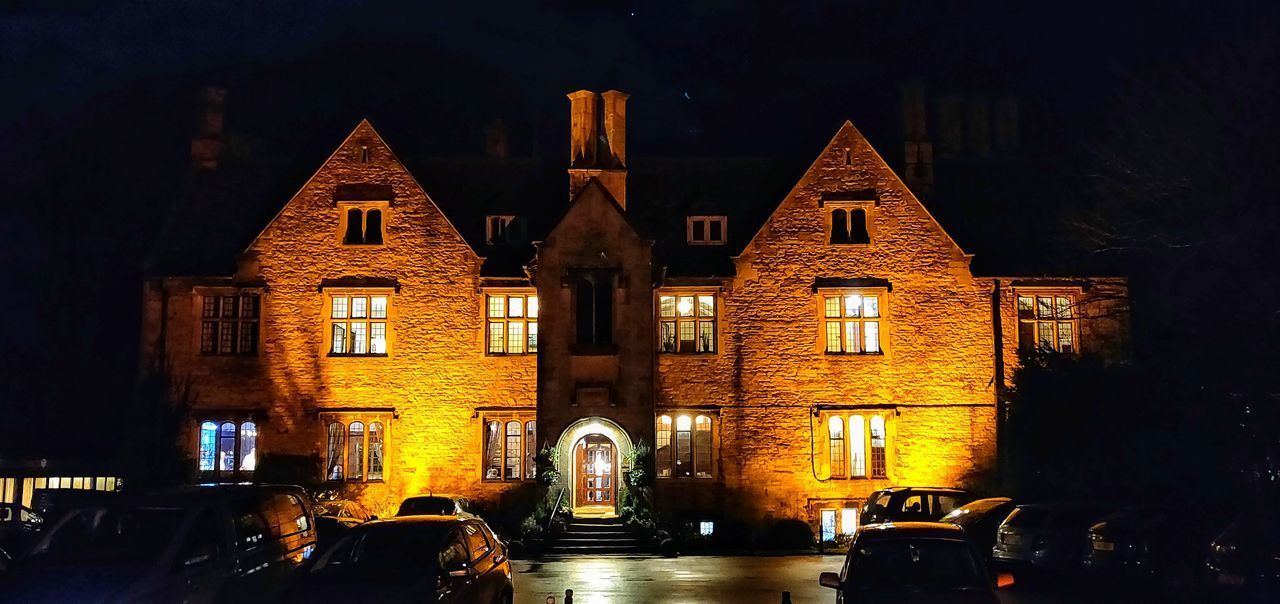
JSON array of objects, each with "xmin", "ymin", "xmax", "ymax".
[{"xmin": 141, "ymin": 90, "xmax": 1129, "ymax": 530}]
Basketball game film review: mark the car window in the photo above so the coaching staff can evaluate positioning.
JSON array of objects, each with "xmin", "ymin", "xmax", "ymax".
[
  {"xmin": 463, "ymin": 522, "xmax": 490, "ymax": 560},
  {"xmin": 899, "ymin": 495, "xmax": 927, "ymax": 514},
  {"xmin": 27, "ymin": 506, "xmax": 186, "ymax": 566},
  {"xmin": 172, "ymin": 506, "xmax": 224, "ymax": 573},
  {"xmin": 847, "ymin": 538, "xmax": 986, "ymax": 591},
  {"xmin": 314, "ymin": 524, "xmax": 450, "ymax": 579},
  {"xmin": 399, "ymin": 497, "xmax": 455, "ymax": 516},
  {"xmin": 935, "ymin": 495, "xmax": 962, "ymax": 515},
  {"xmin": 440, "ymin": 531, "xmax": 470, "ymax": 570},
  {"xmin": 231, "ymin": 496, "xmax": 271, "ymax": 550},
  {"xmin": 1003, "ymin": 507, "xmax": 1047, "ymax": 530}
]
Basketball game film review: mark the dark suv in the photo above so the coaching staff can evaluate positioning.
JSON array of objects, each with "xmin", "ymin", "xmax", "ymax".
[{"xmin": 862, "ymin": 487, "xmax": 972, "ymax": 525}]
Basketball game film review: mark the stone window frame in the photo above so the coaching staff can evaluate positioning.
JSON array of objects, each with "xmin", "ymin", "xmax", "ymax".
[
  {"xmin": 483, "ymin": 289, "xmax": 539, "ymax": 356},
  {"xmin": 195, "ymin": 418, "xmax": 259, "ymax": 482},
  {"xmin": 338, "ymin": 201, "xmax": 388, "ymax": 246},
  {"xmin": 194, "ymin": 287, "xmax": 262, "ymax": 357},
  {"xmin": 818, "ymin": 288, "xmax": 888, "ymax": 356},
  {"xmin": 480, "ymin": 413, "xmax": 537, "ymax": 482},
  {"xmin": 1014, "ymin": 288, "xmax": 1081, "ymax": 355},
  {"xmin": 325, "ymin": 289, "xmax": 393, "ymax": 357},
  {"xmin": 823, "ymin": 411, "xmax": 891, "ymax": 480},
  {"xmin": 320, "ymin": 412, "xmax": 391, "ymax": 483},
  {"xmin": 823, "ymin": 200, "xmax": 874, "ymax": 245},
  {"xmin": 656, "ymin": 289, "xmax": 718, "ymax": 354},
  {"xmin": 655, "ymin": 411, "xmax": 715, "ymax": 479},
  {"xmin": 686, "ymin": 215, "xmax": 727, "ymax": 245}
]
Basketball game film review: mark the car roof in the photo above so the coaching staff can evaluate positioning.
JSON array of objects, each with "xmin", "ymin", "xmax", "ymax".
[
  {"xmin": 75, "ymin": 483, "xmax": 306, "ymax": 507},
  {"xmin": 877, "ymin": 486, "xmax": 969, "ymax": 495},
  {"xmin": 366, "ymin": 514, "xmax": 468, "ymax": 527},
  {"xmin": 857, "ymin": 522, "xmax": 969, "ymax": 540}
]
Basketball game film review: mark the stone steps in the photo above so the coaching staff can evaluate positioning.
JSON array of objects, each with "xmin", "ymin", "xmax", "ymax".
[{"xmin": 541, "ymin": 517, "xmax": 654, "ymax": 556}]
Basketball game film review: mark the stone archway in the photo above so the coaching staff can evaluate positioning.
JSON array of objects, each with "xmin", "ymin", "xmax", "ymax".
[{"xmin": 553, "ymin": 417, "xmax": 634, "ymax": 513}]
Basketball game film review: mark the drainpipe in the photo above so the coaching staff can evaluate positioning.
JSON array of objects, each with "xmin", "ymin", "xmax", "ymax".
[{"xmin": 991, "ymin": 279, "xmax": 1007, "ymax": 481}]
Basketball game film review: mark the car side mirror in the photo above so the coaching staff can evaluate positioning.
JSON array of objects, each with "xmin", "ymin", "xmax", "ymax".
[
  {"xmin": 996, "ymin": 572, "xmax": 1015, "ymax": 589},
  {"xmin": 819, "ymin": 571, "xmax": 841, "ymax": 589}
]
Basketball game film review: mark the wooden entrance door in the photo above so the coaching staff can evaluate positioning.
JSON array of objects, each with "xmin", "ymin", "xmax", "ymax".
[{"xmin": 574, "ymin": 435, "xmax": 615, "ymax": 509}]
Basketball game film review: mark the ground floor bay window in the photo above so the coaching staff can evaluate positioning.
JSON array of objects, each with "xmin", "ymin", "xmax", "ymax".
[
  {"xmin": 197, "ymin": 419, "xmax": 258, "ymax": 481},
  {"xmin": 655, "ymin": 412, "xmax": 713, "ymax": 478},
  {"xmin": 322, "ymin": 414, "xmax": 389, "ymax": 482},
  {"xmin": 825, "ymin": 413, "xmax": 889, "ymax": 479},
  {"xmin": 482, "ymin": 416, "xmax": 536, "ymax": 481}
]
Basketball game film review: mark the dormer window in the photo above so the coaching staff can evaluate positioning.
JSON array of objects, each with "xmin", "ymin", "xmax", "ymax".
[
  {"xmin": 827, "ymin": 206, "xmax": 871, "ymax": 245},
  {"xmin": 486, "ymin": 216, "xmax": 526, "ymax": 245},
  {"xmin": 340, "ymin": 202, "xmax": 386, "ymax": 246},
  {"xmin": 686, "ymin": 216, "xmax": 726, "ymax": 245}
]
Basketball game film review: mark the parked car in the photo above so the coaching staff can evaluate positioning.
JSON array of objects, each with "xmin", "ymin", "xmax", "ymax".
[
  {"xmin": 397, "ymin": 495, "xmax": 476, "ymax": 518},
  {"xmin": 0, "ymin": 484, "xmax": 315, "ymax": 604},
  {"xmin": 1205, "ymin": 510, "xmax": 1280, "ymax": 599},
  {"xmin": 818, "ymin": 522, "xmax": 1013, "ymax": 603},
  {"xmin": 861, "ymin": 487, "xmax": 971, "ymax": 525},
  {"xmin": 0, "ymin": 546, "xmax": 10, "ymax": 573},
  {"xmin": 313, "ymin": 499, "xmax": 375, "ymax": 553},
  {"xmin": 939, "ymin": 497, "xmax": 1016, "ymax": 562},
  {"xmin": 283, "ymin": 515, "xmax": 513, "ymax": 604},
  {"xmin": 992, "ymin": 503, "xmax": 1112, "ymax": 575},
  {"xmin": 1084, "ymin": 505, "xmax": 1223, "ymax": 596},
  {"xmin": 0, "ymin": 503, "xmax": 44, "ymax": 554}
]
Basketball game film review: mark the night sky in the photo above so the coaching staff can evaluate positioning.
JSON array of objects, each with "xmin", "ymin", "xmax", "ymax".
[{"xmin": 2, "ymin": 0, "xmax": 1276, "ymax": 456}]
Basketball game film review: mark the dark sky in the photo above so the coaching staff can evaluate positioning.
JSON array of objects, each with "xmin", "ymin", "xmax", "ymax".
[{"xmin": 1, "ymin": 0, "xmax": 1276, "ymax": 455}]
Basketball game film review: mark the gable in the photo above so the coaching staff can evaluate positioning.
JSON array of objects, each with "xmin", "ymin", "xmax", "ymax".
[
  {"xmin": 541, "ymin": 178, "xmax": 648, "ymax": 251},
  {"xmin": 740, "ymin": 120, "xmax": 969, "ymax": 266},
  {"xmin": 244, "ymin": 119, "xmax": 477, "ymax": 264}
]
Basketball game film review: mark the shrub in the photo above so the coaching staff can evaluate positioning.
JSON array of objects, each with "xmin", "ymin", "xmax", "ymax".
[
  {"xmin": 757, "ymin": 518, "xmax": 814, "ymax": 551},
  {"xmin": 659, "ymin": 537, "xmax": 680, "ymax": 558}
]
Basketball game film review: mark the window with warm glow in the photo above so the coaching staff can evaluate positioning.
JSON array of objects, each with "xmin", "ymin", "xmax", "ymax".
[
  {"xmin": 199, "ymin": 292, "xmax": 260, "ymax": 355},
  {"xmin": 482, "ymin": 417, "xmax": 536, "ymax": 481},
  {"xmin": 340, "ymin": 203, "xmax": 386, "ymax": 245},
  {"xmin": 658, "ymin": 293, "xmax": 717, "ymax": 353},
  {"xmin": 655, "ymin": 413, "xmax": 712, "ymax": 478},
  {"xmin": 328, "ymin": 293, "xmax": 389, "ymax": 356},
  {"xmin": 822, "ymin": 292, "xmax": 883, "ymax": 354},
  {"xmin": 486, "ymin": 293, "xmax": 538, "ymax": 355},
  {"xmin": 197, "ymin": 419, "xmax": 257, "ymax": 481},
  {"xmin": 826, "ymin": 413, "xmax": 888, "ymax": 479},
  {"xmin": 686, "ymin": 216, "xmax": 727, "ymax": 245},
  {"xmin": 1017, "ymin": 292, "xmax": 1078, "ymax": 354},
  {"xmin": 323, "ymin": 416, "xmax": 387, "ymax": 482}
]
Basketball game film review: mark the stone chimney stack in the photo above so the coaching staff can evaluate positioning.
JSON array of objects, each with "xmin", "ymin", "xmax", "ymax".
[
  {"xmin": 191, "ymin": 86, "xmax": 226, "ymax": 170},
  {"xmin": 567, "ymin": 89, "xmax": 628, "ymax": 208},
  {"xmin": 901, "ymin": 81, "xmax": 934, "ymax": 196},
  {"xmin": 484, "ymin": 118, "xmax": 509, "ymax": 159}
]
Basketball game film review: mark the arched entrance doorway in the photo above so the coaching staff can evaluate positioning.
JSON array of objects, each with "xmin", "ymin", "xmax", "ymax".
[{"xmin": 553, "ymin": 417, "xmax": 634, "ymax": 516}]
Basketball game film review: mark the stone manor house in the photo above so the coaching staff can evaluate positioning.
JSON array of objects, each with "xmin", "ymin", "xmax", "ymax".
[{"xmin": 141, "ymin": 88, "xmax": 1129, "ymax": 536}]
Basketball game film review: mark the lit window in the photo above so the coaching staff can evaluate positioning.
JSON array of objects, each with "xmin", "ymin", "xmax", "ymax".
[
  {"xmin": 658, "ymin": 292, "xmax": 717, "ymax": 353},
  {"xmin": 196, "ymin": 419, "xmax": 257, "ymax": 481},
  {"xmin": 486, "ymin": 215, "xmax": 526, "ymax": 245},
  {"xmin": 329, "ymin": 293, "xmax": 390, "ymax": 356},
  {"xmin": 341, "ymin": 203, "xmax": 386, "ymax": 245},
  {"xmin": 655, "ymin": 413, "xmax": 713, "ymax": 479},
  {"xmin": 199, "ymin": 292, "xmax": 260, "ymax": 356},
  {"xmin": 827, "ymin": 414, "xmax": 885, "ymax": 479},
  {"xmin": 699, "ymin": 521, "xmax": 715, "ymax": 536},
  {"xmin": 1017, "ymin": 293, "xmax": 1078, "ymax": 354},
  {"xmin": 482, "ymin": 417, "xmax": 536, "ymax": 481},
  {"xmin": 486, "ymin": 293, "xmax": 538, "ymax": 355},
  {"xmin": 841, "ymin": 508, "xmax": 858, "ymax": 535},
  {"xmin": 821, "ymin": 509, "xmax": 837, "ymax": 541},
  {"xmin": 686, "ymin": 216, "xmax": 727, "ymax": 245},
  {"xmin": 823, "ymin": 292, "xmax": 883, "ymax": 354},
  {"xmin": 323, "ymin": 417, "xmax": 389, "ymax": 482}
]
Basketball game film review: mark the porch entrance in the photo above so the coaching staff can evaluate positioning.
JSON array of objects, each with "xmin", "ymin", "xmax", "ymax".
[{"xmin": 573, "ymin": 434, "xmax": 616, "ymax": 516}]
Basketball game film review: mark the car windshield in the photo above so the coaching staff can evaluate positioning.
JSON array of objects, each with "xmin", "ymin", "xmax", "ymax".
[
  {"xmin": 25, "ymin": 506, "xmax": 186, "ymax": 566},
  {"xmin": 311, "ymin": 524, "xmax": 452, "ymax": 580},
  {"xmin": 941, "ymin": 500, "xmax": 1008, "ymax": 528},
  {"xmin": 847, "ymin": 538, "xmax": 986, "ymax": 592},
  {"xmin": 313, "ymin": 502, "xmax": 344, "ymax": 517},
  {"xmin": 398, "ymin": 497, "xmax": 454, "ymax": 516}
]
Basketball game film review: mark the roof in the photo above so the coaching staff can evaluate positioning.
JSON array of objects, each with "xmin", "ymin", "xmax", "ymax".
[
  {"xmin": 146, "ymin": 131, "xmax": 1107, "ymax": 279},
  {"xmin": 856, "ymin": 522, "xmax": 968, "ymax": 540}
]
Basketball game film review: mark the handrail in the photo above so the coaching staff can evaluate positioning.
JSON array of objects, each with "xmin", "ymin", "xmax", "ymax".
[{"xmin": 546, "ymin": 486, "xmax": 565, "ymax": 532}]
